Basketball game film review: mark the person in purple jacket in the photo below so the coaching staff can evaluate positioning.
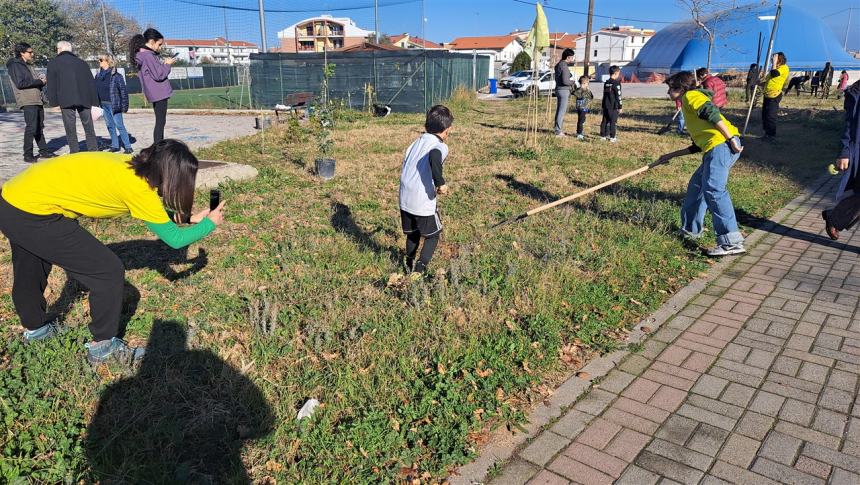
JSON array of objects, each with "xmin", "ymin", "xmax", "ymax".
[{"xmin": 128, "ymin": 28, "xmax": 175, "ymax": 143}]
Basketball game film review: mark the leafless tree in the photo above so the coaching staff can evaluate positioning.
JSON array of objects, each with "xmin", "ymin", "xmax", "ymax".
[
  {"xmin": 61, "ymin": 0, "xmax": 140, "ymax": 62},
  {"xmin": 676, "ymin": 0, "xmax": 762, "ymax": 70}
]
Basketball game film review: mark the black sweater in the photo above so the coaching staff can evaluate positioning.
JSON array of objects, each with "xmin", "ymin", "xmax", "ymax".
[{"xmin": 602, "ymin": 77, "xmax": 622, "ymax": 110}]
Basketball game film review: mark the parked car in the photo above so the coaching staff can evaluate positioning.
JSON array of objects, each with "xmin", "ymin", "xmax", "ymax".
[
  {"xmin": 499, "ymin": 70, "xmax": 532, "ymax": 88},
  {"xmin": 510, "ymin": 71, "xmax": 555, "ymax": 97}
]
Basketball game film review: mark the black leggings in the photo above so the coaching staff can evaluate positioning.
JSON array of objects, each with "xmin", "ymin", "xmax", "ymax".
[
  {"xmin": 153, "ymin": 98, "xmax": 169, "ymax": 144},
  {"xmin": 0, "ymin": 195, "xmax": 124, "ymax": 341},
  {"xmin": 762, "ymin": 95, "xmax": 781, "ymax": 136},
  {"xmin": 576, "ymin": 109, "xmax": 587, "ymax": 135},
  {"xmin": 405, "ymin": 232, "xmax": 439, "ymax": 273}
]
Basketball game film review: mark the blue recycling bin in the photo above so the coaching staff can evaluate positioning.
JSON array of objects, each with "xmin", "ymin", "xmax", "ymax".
[{"xmin": 489, "ymin": 78, "xmax": 497, "ymax": 94}]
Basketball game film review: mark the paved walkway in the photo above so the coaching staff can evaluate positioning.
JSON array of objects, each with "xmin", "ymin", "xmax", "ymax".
[
  {"xmin": 0, "ymin": 110, "xmax": 257, "ymax": 182},
  {"xmin": 487, "ymin": 176, "xmax": 860, "ymax": 485}
]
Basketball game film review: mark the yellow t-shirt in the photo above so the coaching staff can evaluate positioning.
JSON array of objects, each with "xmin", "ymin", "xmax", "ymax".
[
  {"xmin": 764, "ymin": 64, "xmax": 790, "ymax": 98},
  {"xmin": 1, "ymin": 152, "xmax": 170, "ymax": 223},
  {"xmin": 681, "ymin": 90, "xmax": 740, "ymax": 153}
]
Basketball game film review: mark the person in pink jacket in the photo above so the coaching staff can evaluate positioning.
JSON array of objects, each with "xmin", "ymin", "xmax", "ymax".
[{"xmin": 128, "ymin": 28, "xmax": 175, "ymax": 143}]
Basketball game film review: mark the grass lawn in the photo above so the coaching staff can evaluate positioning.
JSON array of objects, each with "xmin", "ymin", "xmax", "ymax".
[
  {"xmin": 129, "ymin": 85, "xmax": 251, "ymax": 110},
  {"xmin": 0, "ymin": 90, "xmax": 845, "ymax": 483}
]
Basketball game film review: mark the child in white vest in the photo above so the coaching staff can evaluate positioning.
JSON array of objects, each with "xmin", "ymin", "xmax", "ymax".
[{"xmin": 399, "ymin": 105, "xmax": 453, "ymax": 275}]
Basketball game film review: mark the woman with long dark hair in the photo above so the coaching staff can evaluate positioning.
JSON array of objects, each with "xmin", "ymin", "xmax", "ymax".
[
  {"xmin": 0, "ymin": 140, "xmax": 225, "ymax": 365},
  {"xmin": 128, "ymin": 28, "xmax": 175, "ymax": 143}
]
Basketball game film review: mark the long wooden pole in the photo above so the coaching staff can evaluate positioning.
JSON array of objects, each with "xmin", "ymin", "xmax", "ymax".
[
  {"xmin": 492, "ymin": 158, "xmax": 671, "ymax": 228},
  {"xmin": 742, "ymin": 0, "xmax": 782, "ymax": 137}
]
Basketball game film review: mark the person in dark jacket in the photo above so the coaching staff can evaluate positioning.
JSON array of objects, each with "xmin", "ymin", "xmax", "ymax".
[
  {"xmin": 46, "ymin": 41, "xmax": 99, "ymax": 153},
  {"xmin": 821, "ymin": 62, "xmax": 834, "ymax": 99},
  {"xmin": 600, "ymin": 65, "xmax": 622, "ymax": 142},
  {"xmin": 95, "ymin": 54, "xmax": 133, "ymax": 154},
  {"xmin": 823, "ymin": 81, "xmax": 860, "ymax": 240},
  {"xmin": 553, "ymin": 48, "xmax": 575, "ymax": 137},
  {"xmin": 5, "ymin": 42, "xmax": 56, "ymax": 163},
  {"xmin": 745, "ymin": 63, "xmax": 759, "ymax": 102}
]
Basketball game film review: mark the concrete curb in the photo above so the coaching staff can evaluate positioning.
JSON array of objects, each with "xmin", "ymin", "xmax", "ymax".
[
  {"xmin": 195, "ymin": 160, "xmax": 259, "ymax": 189},
  {"xmin": 449, "ymin": 173, "xmax": 832, "ymax": 485}
]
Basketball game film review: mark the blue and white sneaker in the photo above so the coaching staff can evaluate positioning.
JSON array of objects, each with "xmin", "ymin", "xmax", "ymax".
[
  {"xmin": 86, "ymin": 338, "xmax": 145, "ymax": 366},
  {"xmin": 23, "ymin": 321, "xmax": 61, "ymax": 344}
]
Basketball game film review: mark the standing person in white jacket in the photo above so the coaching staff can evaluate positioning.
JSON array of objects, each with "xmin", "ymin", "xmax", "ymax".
[{"xmin": 399, "ymin": 105, "xmax": 453, "ymax": 276}]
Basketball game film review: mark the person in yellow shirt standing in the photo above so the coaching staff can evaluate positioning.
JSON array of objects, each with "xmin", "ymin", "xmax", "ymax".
[
  {"xmin": 761, "ymin": 52, "xmax": 789, "ymax": 140},
  {"xmin": 655, "ymin": 71, "xmax": 745, "ymax": 257},
  {"xmin": 0, "ymin": 140, "xmax": 226, "ymax": 365}
]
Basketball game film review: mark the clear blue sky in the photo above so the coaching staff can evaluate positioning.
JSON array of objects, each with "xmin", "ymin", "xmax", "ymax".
[{"xmin": 116, "ymin": 0, "xmax": 859, "ymax": 52}]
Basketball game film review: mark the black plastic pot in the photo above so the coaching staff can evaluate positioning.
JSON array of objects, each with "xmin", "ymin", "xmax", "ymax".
[
  {"xmin": 315, "ymin": 158, "xmax": 336, "ymax": 180},
  {"xmin": 255, "ymin": 116, "xmax": 271, "ymax": 129}
]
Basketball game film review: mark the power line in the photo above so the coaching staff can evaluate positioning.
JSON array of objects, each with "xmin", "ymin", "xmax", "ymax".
[
  {"xmin": 168, "ymin": 0, "xmax": 419, "ymax": 13},
  {"xmin": 512, "ymin": 0, "xmax": 676, "ymax": 25}
]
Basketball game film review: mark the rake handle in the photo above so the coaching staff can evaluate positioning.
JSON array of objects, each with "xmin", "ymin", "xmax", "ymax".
[{"xmin": 524, "ymin": 160, "xmax": 667, "ymax": 218}]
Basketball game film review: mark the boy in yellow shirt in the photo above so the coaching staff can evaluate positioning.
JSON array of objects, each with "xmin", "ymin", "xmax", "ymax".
[
  {"xmin": 655, "ymin": 71, "xmax": 745, "ymax": 256},
  {"xmin": 761, "ymin": 52, "xmax": 789, "ymax": 139}
]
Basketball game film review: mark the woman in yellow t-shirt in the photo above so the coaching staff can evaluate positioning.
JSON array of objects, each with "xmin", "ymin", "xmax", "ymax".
[
  {"xmin": 761, "ymin": 52, "xmax": 789, "ymax": 139},
  {"xmin": 0, "ymin": 139, "xmax": 225, "ymax": 365},
  {"xmin": 654, "ymin": 71, "xmax": 745, "ymax": 257}
]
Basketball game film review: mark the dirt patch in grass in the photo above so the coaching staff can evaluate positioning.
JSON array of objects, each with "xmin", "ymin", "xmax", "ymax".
[{"xmin": 0, "ymin": 93, "xmax": 843, "ymax": 482}]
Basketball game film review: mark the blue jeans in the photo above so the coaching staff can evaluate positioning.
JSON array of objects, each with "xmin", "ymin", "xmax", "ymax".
[
  {"xmin": 680, "ymin": 137, "xmax": 744, "ymax": 246},
  {"xmin": 676, "ymin": 110, "xmax": 686, "ymax": 134},
  {"xmin": 101, "ymin": 103, "xmax": 131, "ymax": 150}
]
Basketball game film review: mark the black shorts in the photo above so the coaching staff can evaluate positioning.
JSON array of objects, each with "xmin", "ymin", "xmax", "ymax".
[{"xmin": 400, "ymin": 209, "xmax": 442, "ymax": 237}]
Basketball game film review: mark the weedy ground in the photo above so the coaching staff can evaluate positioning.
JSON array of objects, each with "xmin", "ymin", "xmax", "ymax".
[{"xmin": 0, "ymin": 88, "xmax": 843, "ymax": 483}]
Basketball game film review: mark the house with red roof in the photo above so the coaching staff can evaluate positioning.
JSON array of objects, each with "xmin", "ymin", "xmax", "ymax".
[
  {"xmin": 447, "ymin": 35, "xmax": 523, "ymax": 64},
  {"xmin": 390, "ymin": 33, "xmax": 444, "ymax": 50}
]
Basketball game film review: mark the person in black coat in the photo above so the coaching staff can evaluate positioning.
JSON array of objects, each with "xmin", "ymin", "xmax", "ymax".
[
  {"xmin": 823, "ymin": 80, "xmax": 860, "ymax": 240},
  {"xmin": 46, "ymin": 41, "xmax": 99, "ymax": 153}
]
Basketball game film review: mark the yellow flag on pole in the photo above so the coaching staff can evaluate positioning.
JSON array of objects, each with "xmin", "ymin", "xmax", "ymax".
[{"xmin": 524, "ymin": 3, "xmax": 550, "ymax": 58}]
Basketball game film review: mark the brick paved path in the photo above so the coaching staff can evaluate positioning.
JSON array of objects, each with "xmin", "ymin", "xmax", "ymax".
[{"xmin": 490, "ymin": 177, "xmax": 860, "ymax": 484}]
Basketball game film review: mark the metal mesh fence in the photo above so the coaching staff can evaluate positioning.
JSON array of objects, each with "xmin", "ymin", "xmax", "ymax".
[{"xmin": 250, "ymin": 50, "xmax": 489, "ymax": 113}]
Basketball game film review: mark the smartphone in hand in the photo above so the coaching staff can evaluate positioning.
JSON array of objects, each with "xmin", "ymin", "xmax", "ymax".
[{"xmin": 209, "ymin": 189, "xmax": 221, "ymax": 211}]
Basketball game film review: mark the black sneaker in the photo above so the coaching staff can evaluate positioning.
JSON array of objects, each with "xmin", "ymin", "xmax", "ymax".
[
  {"xmin": 123, "ymin": 148, "xmax": 134, "ymax": 155},
  {"xmin": 24, "ymin": 155, "xmax": 37, "ymax": 163},
  {"xmin": 108, "ymin": 147, "xmax": 120, "ymax": 153},
  {"xmin": 38, "ymin": 151, "xmax": 57, "ymax": 159}
]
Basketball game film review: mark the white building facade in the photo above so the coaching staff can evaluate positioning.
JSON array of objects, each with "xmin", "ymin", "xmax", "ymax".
[
  {"xmin": 165, "ymin": 38, "xmax": 258, "ymax": 65},
  {"xmin": 575, "ymin": 27, "xmax": 654, "ymax": 67}
]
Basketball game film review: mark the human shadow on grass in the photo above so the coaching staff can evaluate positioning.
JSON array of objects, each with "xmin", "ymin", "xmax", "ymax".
[
  {"xmin": 86, "ymin": 320, "xmax": 274, "ymax": 483},
  {"xmin": 476, "ymin": 122, "xmax": 555, "ymax": 135},
  {"xmin": 47, "ymin": 241, "xmax": 208, "ymax": 337},
  {"xmin": 331, "ymin": 201, "xmax": 401, "ymax": 263},
  {"xmin": 499, "ymin": 174, "xmax": 860, "ymax": 254},
  {"xmin": 45, "ymin": 134, "xmax": 139, "ymax": 153}
]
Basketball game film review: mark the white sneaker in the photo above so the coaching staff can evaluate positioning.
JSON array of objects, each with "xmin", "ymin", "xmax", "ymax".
[
  {"xmin": 555, "ymin": 132, "xmax": 566, "ymax": 138},
  {"xmin": 609, "ymin": 137, "xmax": 618, "ymax": 143},
  {"xmin": 706, "ymin": 244, "xmax": 746, "ymax": 257},
  {"xmin": 600, "ymin": 137, "xmax": 608, "ymax": 141},
  {"xmin": 577, "ymin": 134, "xmax": 585, "ymax": 140}
]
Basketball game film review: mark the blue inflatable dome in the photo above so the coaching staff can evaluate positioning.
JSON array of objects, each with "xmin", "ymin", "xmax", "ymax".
[{"xmin": 625, "ymin": 3, "xmax": 860, "ymax": 77}]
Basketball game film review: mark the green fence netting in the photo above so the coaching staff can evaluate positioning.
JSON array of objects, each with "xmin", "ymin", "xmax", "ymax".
[{"xmin": 250, "ymin": 50, "xmax": 489, "ymax": 113}]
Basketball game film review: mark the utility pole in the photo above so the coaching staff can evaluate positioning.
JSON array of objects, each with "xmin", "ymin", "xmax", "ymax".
[
  {"xmin": 583, "ymin": 0, "xmax": 595, "ymax": 76},
  {"xmin": 101, "ymin": 0, "xmax": 111, "ymax": 55},
  {"xmin": 257, "ymin": 0, "xmax": 267, "ymax": 52},
  {"xmin": 374, "ymin": 0, "xmax": 380, "ymax": 43}
]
